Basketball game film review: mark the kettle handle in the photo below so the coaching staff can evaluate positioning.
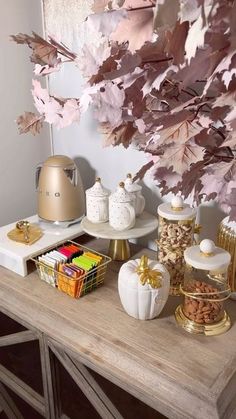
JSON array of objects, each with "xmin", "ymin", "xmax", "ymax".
[{"xmin": 35, "ymin": 164, "xmax": 42, "ymax": 191}]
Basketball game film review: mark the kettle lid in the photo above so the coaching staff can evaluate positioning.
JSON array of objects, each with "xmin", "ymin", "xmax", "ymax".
[{"xmin": 43, "ymin": 155, "xmax": 75, "ymax": 168}]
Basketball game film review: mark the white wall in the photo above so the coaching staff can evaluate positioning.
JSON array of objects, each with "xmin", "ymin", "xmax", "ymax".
[{"xmin": 0, "ymin": 0, "xmax": 51, "ymax": 227}]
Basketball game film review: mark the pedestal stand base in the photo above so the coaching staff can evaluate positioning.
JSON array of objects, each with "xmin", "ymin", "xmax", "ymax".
[
  {"xmin": 175, "ymin": 305, "xmax": 231, "ymax": 336},
  {"xmin": 108, "ymin": 239, "xmax": 130, "ymax": 261}
]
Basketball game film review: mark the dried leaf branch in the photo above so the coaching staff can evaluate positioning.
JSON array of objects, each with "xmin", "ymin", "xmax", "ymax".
[{"xmin": 11, "ymin": 0, "xmax": 236, "ymax": 220}]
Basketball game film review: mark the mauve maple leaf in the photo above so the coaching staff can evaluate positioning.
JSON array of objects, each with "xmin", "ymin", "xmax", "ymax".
[
  {"xmin": 159, "ymin": 140, "xmax": 205, "ymax": 174},
  {"xmin": 32, "ymin": 80, "xmax": 80, "ymax": 129},
  {"xmin": 165, "ymin": 21, "xmax": 189, "ymax": 65},
  {"xmin": 10, "ymin": 32, "xmax": 59, "ymax": 66},
  {"xmin": 111, "ymin": 7, "xmax": 154, "ymax": 52},
  {"xmin": 133, "ymin": 160, "xmax": 154, "ymax": 181},
  {"xmin": 34, "ymin": 63, "xmax": 62, "ymax": 76},
  {"xmin": 79, "ymin": 40, "xmax": 112, "ymax": 79},
  {"xmin": 32, "ymin": 80, "xmax": 62, "ymax": 125},
  {"xmin": 178, "ymin": 0, "xmax": 201, "ymax": 24},
  {"xmin": 16, "ymin": 112, "xmax": 43, "ymax": 135},
  {"xmin": 144, "ymin": 119, "xmax": 203, "ymax": 154},
  {"xmin": 102, "ymin": 121, "xmax": 137, "ymax": 146},
  {"xmin": 82, "ymin": 81, "xmax": 125, "ymax": 128},
  {"xmin": 58, "ymin": 99, "xmax": 80, "ymax": 129},
  {"xmin": 86, "ymin": 9, "xmax": 127, "ymax": 37},
  {"xmin": 154, "ymin": 0, "xmax": 179, "ymax": 29},
  {"xmin": 153, "ymin": 166, "xmax": 182, "ymax": 192},
  {"xmin": 200, "ymin": 160, "xmax": 236, "ymax": 212},
  {"xmin": 184, "ymin": 13, "xmax": 208, "ymax": 64}
]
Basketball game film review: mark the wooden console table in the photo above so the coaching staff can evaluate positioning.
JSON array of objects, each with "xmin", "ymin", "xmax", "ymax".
[{"xmin": 0, "ymin": 237, "xmax": 236, "ymax": 419}]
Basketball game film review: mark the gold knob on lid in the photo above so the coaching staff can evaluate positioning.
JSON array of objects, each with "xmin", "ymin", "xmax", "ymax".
[
  {"xmin": 127, "ymin": 173, "xmax": 132, "ymax": 179},
  {"xmin": 119, "ymin": 181, "xmax": 125, "ymax": 188},
  {"xmin": 96, "ymin": 177, "xmax": 101, "ymax": 182},
  {"xmin": 200, "ymin": 239, "xmax": 215, "ymax": 257}
]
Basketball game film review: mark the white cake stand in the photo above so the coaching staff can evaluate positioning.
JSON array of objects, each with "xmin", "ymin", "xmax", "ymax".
[{"xmin": 81, "ymin": 211, "xmax": 158, "ymax": 260}]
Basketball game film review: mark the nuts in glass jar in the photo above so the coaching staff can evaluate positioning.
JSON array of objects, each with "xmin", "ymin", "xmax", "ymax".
[
  {"xmin": 183, "ymin": 280, "xmax": 223, "ymax": 324},
  {"xmin": 158, "ymin": 220, "xmax": 194, "ymax": 289}
]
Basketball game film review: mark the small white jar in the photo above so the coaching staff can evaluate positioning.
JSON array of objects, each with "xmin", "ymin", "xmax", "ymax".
[
  {"xmin": 109, "ymin": 182, "xmax": 136, "ymax": 231},
  {"xmin": 124, "ymin": 173, "xmax": 145, "ymax": 216},
  {"xmin": 85, "ymin": 177, "xmax": 109, "ymax": 223}
]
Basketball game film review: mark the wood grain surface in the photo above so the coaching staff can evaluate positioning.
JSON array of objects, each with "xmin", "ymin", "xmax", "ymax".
[{"xmin": 0, "ymin": 237, "xmax": 236, "ymax": 419}]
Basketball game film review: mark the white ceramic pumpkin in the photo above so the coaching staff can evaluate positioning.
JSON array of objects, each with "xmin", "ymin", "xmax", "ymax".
[{"xmin": 118, "ymin": 256, "xmax": 170, "ymax": 320}]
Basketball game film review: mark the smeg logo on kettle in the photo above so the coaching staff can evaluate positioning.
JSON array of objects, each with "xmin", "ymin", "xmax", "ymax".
[{"xmin": 38, "ymin": 190, "xmax": 61, "ymax": 197}]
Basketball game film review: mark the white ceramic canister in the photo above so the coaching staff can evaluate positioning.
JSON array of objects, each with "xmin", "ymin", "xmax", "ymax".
[
  {"xmin": 118, "ymin": 255, "xmax": 170, "ymax": 320},
  {"xmin": 109, "ymin": 182, "xmax": 136, "ymax": 231},
  {"xmin": 124, "ymin": 173, "xmax": 145, "ymax": 216},
  {"xmin": 85, "ymin": 177, "xmax": 109, "ymax": 223}
]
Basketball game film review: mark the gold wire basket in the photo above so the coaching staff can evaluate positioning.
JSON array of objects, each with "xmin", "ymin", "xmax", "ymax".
[{"xmin": 31, "ymin": 240, "xmax": 111, "ymax": 298}]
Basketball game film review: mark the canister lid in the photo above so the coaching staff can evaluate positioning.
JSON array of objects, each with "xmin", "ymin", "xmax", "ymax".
[
  {"xmin": 86, "ymin": 177, "xmax": 109, "ymax": 197},
  {"xmin": 184, "ymin": 239, "xmax": 231, "ymax": 271},
  {"xmin": 109, "ymin": 182, "xmax": 133, "ymax": 203},
  {"xmin": 157, "ymin": 196, "xmax": 197, "ymax": 221},
  {"xmin": 124, "ymin": 174, "xmax": 141, "ymax": 193}
]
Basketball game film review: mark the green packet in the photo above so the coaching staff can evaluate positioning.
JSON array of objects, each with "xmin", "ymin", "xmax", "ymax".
[{"xmin": 72, "ymin": 256, "xmax": 97, "ymax": 271}]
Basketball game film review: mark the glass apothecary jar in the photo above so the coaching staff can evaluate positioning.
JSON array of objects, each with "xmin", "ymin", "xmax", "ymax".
[
  {"xmin": 175, "ymin": 239, "xmax": 231, "ymax": 336},
  {"xmin": 157, "ymin": 196, "xmax": 197, "ymax": 296}
]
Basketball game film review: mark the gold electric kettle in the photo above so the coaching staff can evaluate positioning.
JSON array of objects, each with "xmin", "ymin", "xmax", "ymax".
[{"xmin": 36, "ymin": 155, "xmax": 85, "ymax": 225}]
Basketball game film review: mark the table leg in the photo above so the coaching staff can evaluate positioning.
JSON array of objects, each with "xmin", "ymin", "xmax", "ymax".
[{"xmin": 108, "ymin": 239, "xmax": 130, "ymax": 261}]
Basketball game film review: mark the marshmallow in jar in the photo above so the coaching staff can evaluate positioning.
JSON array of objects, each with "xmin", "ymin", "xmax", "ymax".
[
  {"xmin": 109, "ymin": 182, "xmax": 136, "ymax": 231},
  {"xmin": 157, "ymin": 196, "xmax": 197, "ymax": 296},
  {"xmin": 217, "ymin": 217, "xmax": 236, "ymax": 300},
  {"xmin": 85, "ymin": 177, "xmax": 109, "ymax": 223},
  {"xmin": 175, "ymin": 239, "xmax": 231, "ymax": 336},
  {"xmin": 124, "ymin": 173, "xmax": 145, "ymax": 216}
]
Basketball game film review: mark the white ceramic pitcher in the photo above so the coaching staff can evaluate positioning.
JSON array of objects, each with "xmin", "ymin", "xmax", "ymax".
[{"xmin": 109, "ymin": 182, "xmax": 136, "ymax": 231}]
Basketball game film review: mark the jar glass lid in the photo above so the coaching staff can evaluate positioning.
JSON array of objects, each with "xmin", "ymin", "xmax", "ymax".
[
  {"xmin": 158, "ymin": 196, "xmax": 197, "ymax": 221},
  {"xmin": 184, "ymin": 239, "xmax": 231, "ymax": 271}
]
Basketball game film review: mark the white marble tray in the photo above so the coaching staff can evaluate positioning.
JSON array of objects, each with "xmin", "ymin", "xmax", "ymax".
[
  {"xmin": 81, "ymin": 211, "xmax": 158, "ymax": 240},
  {"xmin": 0, "ymin": 215, "xmax": 83, "ymax": 276}
]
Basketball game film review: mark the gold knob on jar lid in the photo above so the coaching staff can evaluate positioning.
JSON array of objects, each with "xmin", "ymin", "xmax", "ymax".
[
  {"xmin": 127, "ymin": 173, "xmax": 132, "ymax": 179},
  {"xmin": 171, "ymin": 196, "xmax": 184, "ymax": 211},
  {"xmin": 96, "ymin": 177, "xmax": 101, "ymax": 182},
  {"xmin": 119, "ymin": 181, "xmax": 125, "ymax": 188},
  {"xmin": 200, "ymin": 239, "xmax": 215, "ymax": 257}
]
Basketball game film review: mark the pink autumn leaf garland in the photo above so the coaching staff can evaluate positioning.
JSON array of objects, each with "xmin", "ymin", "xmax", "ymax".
[
  {"xmin": 32, "ymin": 80, "xmax": 80, "ymax": 129},
  {"xmin": 11, "ymin": 0, "xmax": 236, "ymax": 219}
]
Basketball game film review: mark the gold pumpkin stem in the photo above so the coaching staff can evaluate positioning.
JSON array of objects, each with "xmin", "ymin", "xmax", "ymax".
[{"xmin": 136, "ymin": 255, "xmax": 162, "ymax": 289}]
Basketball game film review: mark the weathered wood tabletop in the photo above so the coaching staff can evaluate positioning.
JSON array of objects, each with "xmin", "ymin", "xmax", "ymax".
[{"xmin": 0, "ymin": 237, "xmax": 235, "ymax": 419}]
